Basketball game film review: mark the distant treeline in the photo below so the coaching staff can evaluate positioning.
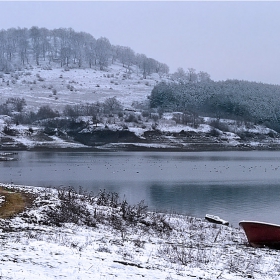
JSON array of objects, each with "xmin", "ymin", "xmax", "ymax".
[
  {"xmin": 0, "ymin": 27, "xmax": 169, "ymax": 77},
  {"xmin": 149, "ymin": 79, "xmax": 280, "ymax": 131}
]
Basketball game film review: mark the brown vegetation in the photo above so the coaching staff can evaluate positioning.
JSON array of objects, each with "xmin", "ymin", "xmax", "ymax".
[{"xmin": 0, "ymin": 186, "xmax": 34, "ymax": 218}]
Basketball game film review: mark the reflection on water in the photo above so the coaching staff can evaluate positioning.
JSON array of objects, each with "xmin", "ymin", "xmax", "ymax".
[
  {"xmin": 148, "ymin": 182, "xmax": 280, "ymax": 227},
  {"xmin": 1, "ymin": 150, "xmax": 280, "ymax": 226}
]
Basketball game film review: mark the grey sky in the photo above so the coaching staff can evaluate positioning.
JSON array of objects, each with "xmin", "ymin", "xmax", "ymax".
[{"xmin": 1, "ymin": 1, "xmax": 280, "ymax": 84}]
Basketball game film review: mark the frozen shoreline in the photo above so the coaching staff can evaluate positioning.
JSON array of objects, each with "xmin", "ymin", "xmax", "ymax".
[{"xmin": 0, "ymin": 184, "xmax": 279, "ymax": 279}]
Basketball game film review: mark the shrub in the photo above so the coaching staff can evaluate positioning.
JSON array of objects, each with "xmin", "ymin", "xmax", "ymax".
[
  {"xmin": 141, "ymin": 110, "xmax": 150, "ymax": 118},
  {"xmin": 67, "ymin": 84, "xmax": 75, "ymax": 91},
  {"xmin": 120, "ymin": 199, "xmax": 148, "ymax": 224},
  {"xmin": 209, "ymin": 128, "xmax": 221, "ymax": 137},
  {"xmin": 103, "ymin": 97, "xmax": 122, "ymax": 114},
  {"xmin": 96, "ymin": 189, "xmax": 119, "ymax": 208},
  {"xmin": 125, "ymin": 113, "xmax": 138, "ymax": 123},
  {"xmin": 46, "ymin": 186, "xmax": 96, "ymax": 227},
  {"xmin": 209, "ymin": 119, "xmax": 230, "ymax": 132},
  {"xmin": 36, "ymin": 105, "xmax": 60, "ymax": 120}
]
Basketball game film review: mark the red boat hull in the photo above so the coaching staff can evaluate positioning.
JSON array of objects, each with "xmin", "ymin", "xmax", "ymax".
[{"xmin": 239, "ymin": 221, "xmax": 280, "ymax": 249}]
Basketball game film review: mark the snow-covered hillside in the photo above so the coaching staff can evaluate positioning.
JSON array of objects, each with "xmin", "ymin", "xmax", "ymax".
[
  {"xmin": 0, "ymin": 63, "xmax": 280, "ymax": 151},
  {"xmin": 0, "ymin": 63, "xmax": 160, "ymax": 111}
]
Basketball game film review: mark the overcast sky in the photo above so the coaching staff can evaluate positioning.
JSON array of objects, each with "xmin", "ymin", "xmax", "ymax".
[{"xmin": 1, "ymin": 1, "xmax": 280, "ymax": 84}]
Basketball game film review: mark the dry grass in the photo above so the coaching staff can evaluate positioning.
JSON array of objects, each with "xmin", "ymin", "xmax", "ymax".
[{"xmin": 0, "ymin": 187, "xmax": 34, "ymax": 218}]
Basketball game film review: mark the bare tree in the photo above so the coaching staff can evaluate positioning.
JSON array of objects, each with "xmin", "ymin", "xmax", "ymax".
[
  {"xmin": 17, "ymin": 28, "xmax": 29, "ymax": 65},
  {"xmin": 84, "ymin": 34, "xmax": 96, "ymax": 68},
  {"xmin": 119, "ymin": 46, "xmax": 135, "ymax": 71},
  {"xmin": 136, "ymin": 53, "xmax": 149, "ymax": 78},
  {"xmin": 197, "ymin": 71, "xmax": 211, "ymax": 83},
  {"xmin": 39, "ymin": 27, "xmax": 51, "ymax": 62},
  {"xmin": 5, "ymin": 28, "xmax": 17, "ymax": 62},
  {"xmin": 96, "ymin": 37, "xmax": 111, "ymax": 70},
  {"xmin": 187, "ymin": 68, "xmax": 198, "ymax": 83},
  {"xmin": 54, "ymin": 28, "xmax": 74, "ymax": 67},
  {"xmin": 172, "ymin": 67, "xmax": 187, "ymax": 82},
  {"xmin": 29, "ymin": 26, "xmax": 41, "ymax": 65},
  {"xmin": 156, "ymin": 62, "xmax": 169, "ymax": 78}
]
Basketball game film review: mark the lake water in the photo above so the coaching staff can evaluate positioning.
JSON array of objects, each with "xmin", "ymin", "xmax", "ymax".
[{"xmin": 1, "ymin": 150, "xmax": 280, "ymax": 227}]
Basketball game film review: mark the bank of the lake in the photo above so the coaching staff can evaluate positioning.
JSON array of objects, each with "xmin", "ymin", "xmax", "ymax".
[
  {"xmin": 0, "ymin": 183, "xmax": 279, "ymax": 280},
  {"xmin": 1, "ymin": 118, "xmax": 280, "ymax": 152}
]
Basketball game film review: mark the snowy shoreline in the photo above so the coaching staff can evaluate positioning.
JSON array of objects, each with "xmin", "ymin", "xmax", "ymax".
[
  {"xmin": 0, "ymin": 184, "xmax": 280, "ymax": 280},
  {"xmin": 2, "ymin": 140, "xmax": 280, "ymax": 152}
]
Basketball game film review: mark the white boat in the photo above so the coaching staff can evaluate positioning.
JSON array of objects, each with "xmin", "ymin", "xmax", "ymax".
[{"xmin": 205, "ymin": 214, "xmax": 229, "ymax": 226}]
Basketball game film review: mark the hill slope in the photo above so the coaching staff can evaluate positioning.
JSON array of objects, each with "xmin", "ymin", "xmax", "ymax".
[{"xmin": 0, "ymin": 63, "xmax": 280, "ymax": 151}]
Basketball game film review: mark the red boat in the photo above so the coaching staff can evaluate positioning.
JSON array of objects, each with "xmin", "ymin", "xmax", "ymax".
[{"xmin": 239, "ymin": 221, "xmax": 280, "ymax": 249}]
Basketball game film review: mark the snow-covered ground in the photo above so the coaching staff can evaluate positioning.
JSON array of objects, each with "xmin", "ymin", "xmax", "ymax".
[
  {"xmin": 0, "ymin": 63, "xmax": 160, "ymax": 111},
  {"xmin": 1, "ymin": 184, "xmax": 280, "ymax": 280}
]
